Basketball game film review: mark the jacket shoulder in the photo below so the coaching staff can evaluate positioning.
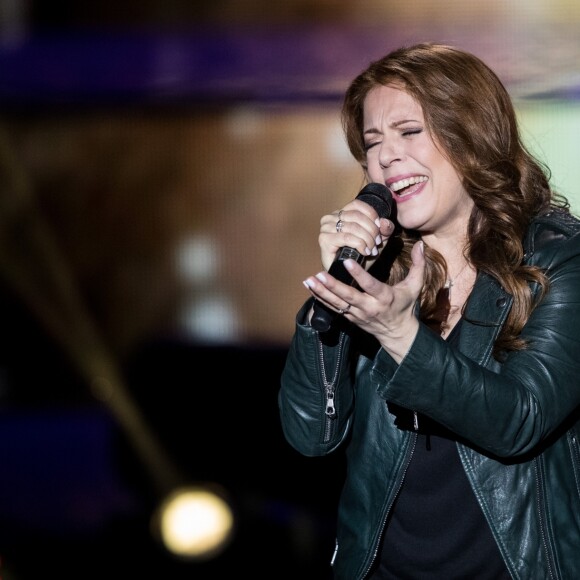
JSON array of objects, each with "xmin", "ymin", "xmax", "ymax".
[{"xmin": 525, "ymin": 208, "xmax": 580, "ymax": 266}]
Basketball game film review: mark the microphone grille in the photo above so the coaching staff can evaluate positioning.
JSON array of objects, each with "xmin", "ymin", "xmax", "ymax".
[{"xmin": 356, "ymin": 182, "xmax": 393, "ymax": 219}]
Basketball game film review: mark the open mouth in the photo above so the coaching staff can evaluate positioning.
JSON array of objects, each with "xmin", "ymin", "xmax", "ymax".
[{"xmin": 390, "ymin": 175, "xmax": 428, "ymax": 197}]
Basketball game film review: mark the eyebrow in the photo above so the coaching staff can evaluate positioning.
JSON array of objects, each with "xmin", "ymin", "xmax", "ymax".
[{"xmin": 363, "ymin": 119, "xmax": 420, "ymax": 136}]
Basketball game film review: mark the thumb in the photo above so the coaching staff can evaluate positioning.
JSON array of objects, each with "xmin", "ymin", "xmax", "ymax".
[{"xmin": 404, "ymin": 240, "xmax": 426, "ymax": 296}]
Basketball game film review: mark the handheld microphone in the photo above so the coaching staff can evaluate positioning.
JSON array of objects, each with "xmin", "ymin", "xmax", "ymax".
[{"xmin": 311, "ymin": 182, "xmax": 393, "ymax": 333}]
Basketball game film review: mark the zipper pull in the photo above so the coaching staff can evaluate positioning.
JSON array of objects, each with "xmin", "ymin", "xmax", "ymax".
[
  {"xmin": 413, "ymin": 411, "xmax": 419, "ymax": 430},
  {"xmin": 326, "ymin": 391, "xmax": 336, "ymax": 418}
]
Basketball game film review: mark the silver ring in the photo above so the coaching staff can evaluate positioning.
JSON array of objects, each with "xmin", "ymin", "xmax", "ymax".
[
  {"xmin": 336, "ymin": 219, "xmax": 343, "ymax": 233},
  {"xmin": 338, "ymin": 209, "xmax": 344, "ymax": 220},
  {"xmin": 339, "ymin": 304, "xmax": 351, "ymax": 315}
]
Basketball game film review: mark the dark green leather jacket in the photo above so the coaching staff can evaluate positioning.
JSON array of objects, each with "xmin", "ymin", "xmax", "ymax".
[{"xmin": 279, "ymin": 210, "xmax": 580, "ymax": 579}]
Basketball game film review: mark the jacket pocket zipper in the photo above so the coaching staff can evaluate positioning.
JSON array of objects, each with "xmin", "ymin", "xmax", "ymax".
[{"xmin": 317, "ymin": 331, "xmax": 345, "ymax": 442}]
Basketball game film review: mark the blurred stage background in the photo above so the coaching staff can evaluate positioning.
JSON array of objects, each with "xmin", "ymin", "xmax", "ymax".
[{"xmin": 0, "ymin": 1, "xmax": 579, "ymax": 578}]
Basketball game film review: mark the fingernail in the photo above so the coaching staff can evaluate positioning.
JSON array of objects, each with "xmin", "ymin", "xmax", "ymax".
[
  {"xmin": 371, "ymin": 246, "xmax": 378, "ymax": 256},
  {"xmin": 315, "ymin": 272, "xmax": 327, "ymax": 283},
  {"xmin": 303, "ymin": 279, "xmax": 314, "ymax": 289}
]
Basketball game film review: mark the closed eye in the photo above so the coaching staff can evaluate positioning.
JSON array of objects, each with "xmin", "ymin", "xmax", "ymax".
[{"xmin": 364, "ymin": 141, "xmax": 380, "ymax": 151}]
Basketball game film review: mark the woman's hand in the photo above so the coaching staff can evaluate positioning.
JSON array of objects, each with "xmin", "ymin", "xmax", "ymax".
[
  {"xmin": 318, "ymin": 198, "xmax": 394, "ymax": 272},
  {"xmin": 304, "ymin": 239, "xmax": 425, "ymax": 363}
]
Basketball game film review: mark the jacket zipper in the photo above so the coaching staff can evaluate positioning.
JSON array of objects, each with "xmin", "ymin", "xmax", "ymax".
[
  {"xmin": 317, "ymin": 331, "xmax": 345, "ymax": 443},
  {"xmin": 361, "ymin": 432, "xmax": 418, "ymax": 579},
  {"xmin": 534, "ymin": 458, "xmax": 557, "ymax": 579}
]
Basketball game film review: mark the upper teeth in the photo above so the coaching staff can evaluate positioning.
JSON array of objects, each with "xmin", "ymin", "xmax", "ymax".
[{"xmin": 390, "ymin": 175, "xmax": 428, "ymax": 192}]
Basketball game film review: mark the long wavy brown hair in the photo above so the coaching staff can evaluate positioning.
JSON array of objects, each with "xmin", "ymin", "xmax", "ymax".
[{"xmin": 342, "ymin": 42, "xmax": 570, "ymax": 355}]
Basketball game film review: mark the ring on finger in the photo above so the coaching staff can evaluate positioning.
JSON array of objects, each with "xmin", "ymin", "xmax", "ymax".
[
  {"xmin": 339, "ymin": 303, "xmax": 351, "ymax": 315},
  {"xmin": 336, "ymin": 219, "xmax": 343, "ymax": 233}
]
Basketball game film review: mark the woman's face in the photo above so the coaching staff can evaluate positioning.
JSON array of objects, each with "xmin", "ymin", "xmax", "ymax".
[{"xmin": 363, "ymin": 85, "xmax": 474, "ymax": 240}]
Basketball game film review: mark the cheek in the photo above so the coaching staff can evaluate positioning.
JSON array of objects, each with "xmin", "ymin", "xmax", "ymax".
[
  {"xmin": 394, "ymin": 198, "xmax": 434, "ymax": 230},
  {"xmin": 364, "ymin": 155, "xmax": 383, "ymax": 180}
]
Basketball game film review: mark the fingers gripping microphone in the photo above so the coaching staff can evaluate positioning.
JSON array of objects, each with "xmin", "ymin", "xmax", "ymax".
[{"xmin": 311, "ymin": 182, "xmax": 393, "ymax": 333}]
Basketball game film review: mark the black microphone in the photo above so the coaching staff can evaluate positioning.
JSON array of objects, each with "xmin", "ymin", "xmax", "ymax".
[{"xmin": 311, "ymin": 182, "xmax": 393, "ymax": 333}]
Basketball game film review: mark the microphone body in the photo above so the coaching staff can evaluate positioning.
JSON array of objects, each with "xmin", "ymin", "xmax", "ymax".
[{"xmin": 311, "ymin": 182, "xmax": 393, "ymax": 333}]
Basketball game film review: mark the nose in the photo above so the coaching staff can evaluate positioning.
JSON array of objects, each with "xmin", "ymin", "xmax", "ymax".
[{"xmin": 379, "ymin": 142, "xmax": 402, "ymax": 168}]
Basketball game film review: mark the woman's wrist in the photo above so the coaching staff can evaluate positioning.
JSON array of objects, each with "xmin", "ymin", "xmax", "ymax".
[{"xmin": 378, "ymin": 319, "xmax": 420, "ymax": 364}]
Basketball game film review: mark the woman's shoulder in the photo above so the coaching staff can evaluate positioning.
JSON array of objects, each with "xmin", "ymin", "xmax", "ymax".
[
  {"xmin": 534, "ymin": 207, "xmax": 580, "ymax": 234},
  {"xmin": 525, "ymin": 207, "xmax": 580, "ymax": 266}
]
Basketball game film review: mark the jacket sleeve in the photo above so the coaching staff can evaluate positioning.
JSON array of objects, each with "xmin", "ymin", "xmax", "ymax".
[
  {"xmin": 373, "ymin": 229, "xmax": 580, "ymax": 458},
  {"xmin": 278, "ymin": 299, "xmax": 357, "ymax": 457}
]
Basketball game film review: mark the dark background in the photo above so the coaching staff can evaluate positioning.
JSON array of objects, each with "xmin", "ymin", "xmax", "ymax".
[{"xmin": 0, "ymin": 279, "xmax": 346, "ymax": 579}]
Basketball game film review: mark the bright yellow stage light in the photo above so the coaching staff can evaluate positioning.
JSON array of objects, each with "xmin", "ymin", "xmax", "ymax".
[{"xmin": 152, "ymin": 485, "xmax": 235, "ymax": 560}]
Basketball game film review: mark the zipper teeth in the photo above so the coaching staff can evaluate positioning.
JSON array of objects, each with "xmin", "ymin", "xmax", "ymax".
[
  {"xmin": 318, "ymin": 331, "xmax": 344, "ymax": 388},
  {"xmin": 534, "ymin": 458, "xmax": 556, "ymax": 579},
  {"xmin": 317, "ymin": 331, "xmax": 345, "ymax": 440},
  {"xmin": 363, "ymin": 433, "xmax": 417, "ymax": 578}
]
